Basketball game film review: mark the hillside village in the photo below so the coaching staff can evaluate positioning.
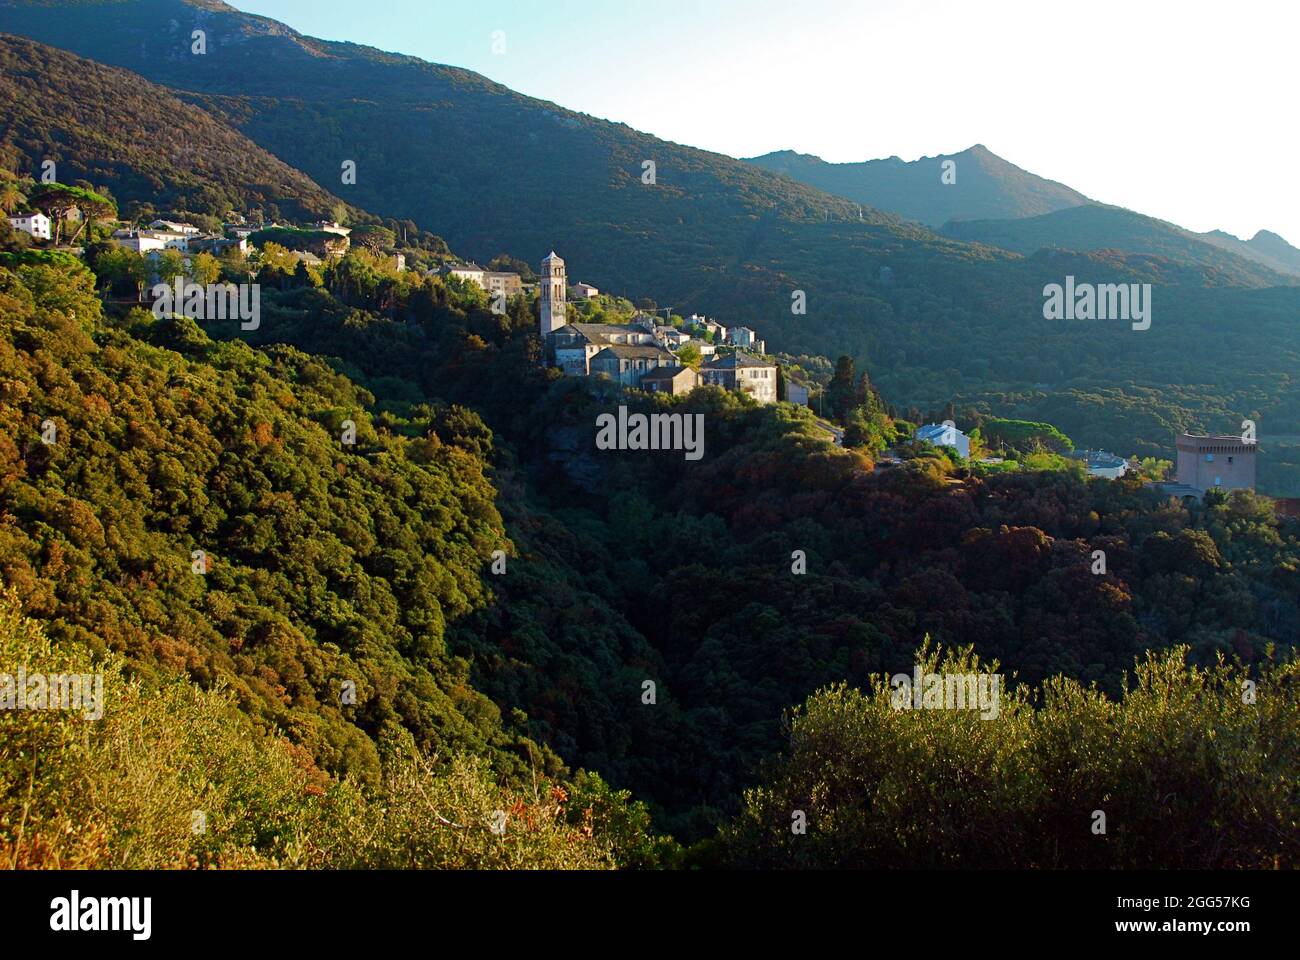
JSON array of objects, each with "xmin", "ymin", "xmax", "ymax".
[
  {"xmin": 4, "ymin": 200, "xmax": 1270, "ymax": 500},
  {"xmin": 443, "ymin": 252, "xmax": 780, "ymax": 401}
]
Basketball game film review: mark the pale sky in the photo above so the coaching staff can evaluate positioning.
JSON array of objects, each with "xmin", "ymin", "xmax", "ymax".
[{"xmin": 234, "ymin": 0, "xmax": 1300, "ymax": 244}]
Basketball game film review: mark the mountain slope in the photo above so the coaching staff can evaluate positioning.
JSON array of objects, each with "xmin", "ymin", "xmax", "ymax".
[
  {"xmin": 940, "ymin": 205, "xmax": 1297, "ymax": 287},
  {"xmin": 0, "ymin": 30, "xmax": 350, "ymax": 220},
  {"xmin": 746, "ymin": 144, "xmax": 1092, "ymax": 226}
]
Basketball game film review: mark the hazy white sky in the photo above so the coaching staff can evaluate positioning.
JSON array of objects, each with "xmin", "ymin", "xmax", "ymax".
[{"xmin": 235, "ymin": 0, "xmax": 1299, "ymax": 243}]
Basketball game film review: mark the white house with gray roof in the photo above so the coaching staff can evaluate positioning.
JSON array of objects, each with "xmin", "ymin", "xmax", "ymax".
[{"xmin": 915, "ymin": 423, "xmax": 971, "ymax": 459}]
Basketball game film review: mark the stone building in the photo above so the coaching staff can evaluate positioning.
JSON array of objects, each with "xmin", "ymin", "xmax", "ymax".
[
  {"xmin": 484, "ymin": 271, "xmax": 523, "ymax": 299},
  {"xmin": 540, "ymin": 251, "xmax": 568, "ymax": 337},
  {"xmin": 553, "ymin": 322, "xmax": 660, "ymax": 376},
  {"xmin": 589, "ymin": 344, "xmax": 679, "ymax": 387},
  {"xmin": 728, "ymin": 326, "xmax": 766, "ymax": 354},
  {"xmin": 1175, "ymin": 433, "xmax": 1257, "ymax": 493},
  {"xmin": 700, "ymin": 351, "xmax": 777, "ymax": 404},
  {"xmin": 640, "ymin": 365, "xmax": 700, "ymax": 395}
]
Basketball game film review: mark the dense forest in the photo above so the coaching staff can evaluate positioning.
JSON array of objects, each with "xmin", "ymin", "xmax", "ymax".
[
  {"xmin": 199, "ymin": 249, "xmax": 1300, "ymax": 842},
  {"xmin": 4, "ymin": 235, "xmax": 1295, "ymax": 863}
]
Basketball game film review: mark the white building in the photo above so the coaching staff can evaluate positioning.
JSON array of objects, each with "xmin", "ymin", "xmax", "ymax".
[
  {"xmin": 684, "ymin": 338, "xmax": 717, "ymax": 358},
  {"xmin": 314, "ymin": 221, "xmax": 352, "ymax": 237},
  {"xmin": 571, "ymin": 281, "xmax": 599, "ymax": 299},
  {"xmin": 113, "ymin": 231, "xmax": 165, "ymax": 254},
  {"xmin": 915, "ymin": 423, "xmax": 971, "ymax": 459},
  {"xmin": 687, "ymin": 315, "xmax": 727, "ymax": 343},
  {"xmin": 540, "ymin": 251, "xmax": 568, "ymax": 337},
  {"xmin": 655, "ymin": 326, "xmax": 692, "ymax": 349},
  {"xmin": 7, "ymin": 212, "xmax": 51, "ymax": 241},
  {"xmin": 1070, "ymin": 450, "xmax": 1130, "ymax": 480},
  {"xmin": 148, "ymin": 219, "xmax": 200, "ymax": 235},
  {"xmin": 115, "ymin": 228, "xmax": 191, "ymax": 252},
  {"xmin": 444, "ymin": 262, "xmax": 486, "ymax": 286}
]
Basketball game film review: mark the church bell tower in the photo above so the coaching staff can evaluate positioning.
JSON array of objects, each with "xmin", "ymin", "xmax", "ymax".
[{"xmin": 540, "ymin": 251, "xmax": 567, "ymax": 337}]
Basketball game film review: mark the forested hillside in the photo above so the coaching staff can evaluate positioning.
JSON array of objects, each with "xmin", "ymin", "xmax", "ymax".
[
  {"xmin": 172, "ymin": 244, "xmax": 1300, "ymax": 843},
  {"xmin": 2, "ymin": 220, "xmax": 1299, "ymax": 864},
  {"xmin": 0, "ymin": 32, "xmax": 352, "ymax": 222},
  {"xmin": 941, "ymin": 204, "xmax": 1297, "ymax": 288}
]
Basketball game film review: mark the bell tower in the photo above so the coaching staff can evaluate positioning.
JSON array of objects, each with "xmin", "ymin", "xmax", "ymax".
[{"xmin": 540, "ymin": 251, "xmax": 567, "ymax": 337}]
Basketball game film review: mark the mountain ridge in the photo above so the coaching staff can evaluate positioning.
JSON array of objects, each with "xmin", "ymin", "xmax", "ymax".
[
  {"xmin": 941, "ymin": 204, "xmax": 1299, "ymax": 287},
  {"xmin": 746, "ymin": 143, "xmax": 1093, "ymax": 225}
]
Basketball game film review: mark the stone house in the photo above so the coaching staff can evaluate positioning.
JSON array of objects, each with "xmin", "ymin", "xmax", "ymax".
[
  {"xmin": 700, "ymin": 351, "xmax": 777, "ymax": 404},
  {"xmin": 1175, "ymin": 433, "xmax": 1257, "ymax": 493},
  {"xmin": 639, "ymin": 365, "xmax": 700, "ymax": 395},
  {"xmin": 554, "ymin": 322, "xmax": 660, "ymax": 376},
  {"xmin": 590, "ymin": 343, "xmax": 679, "ymax": 387}
]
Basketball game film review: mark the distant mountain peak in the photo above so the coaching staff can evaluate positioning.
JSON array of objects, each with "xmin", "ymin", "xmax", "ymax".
[
  {"xmin": 1252, "ymin": 228, "xmax": 1293, "ymax": 245},
  {"xmin": 746, "ymin": 143, "xmax": 1090, "ymax": 226}
]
